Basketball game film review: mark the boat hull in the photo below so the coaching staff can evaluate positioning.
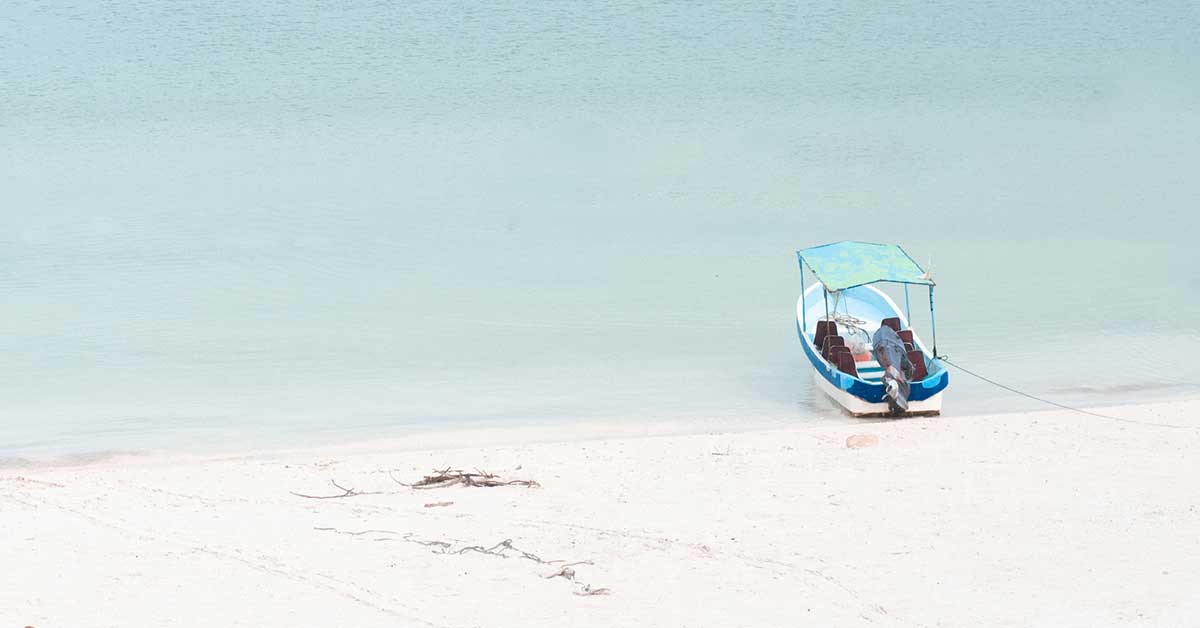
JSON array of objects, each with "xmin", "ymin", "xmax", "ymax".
[
  {"xmin": 798, "ymin": 284, "xmax": 948, "ymax": 417},
  {"xmin": 812, "ymin": 370, "xmax": 942, "ymax": 417}
]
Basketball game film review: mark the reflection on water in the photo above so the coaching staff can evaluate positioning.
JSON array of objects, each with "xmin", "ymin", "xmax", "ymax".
[{"xmin": 1, "ymin": 1, "xmax": 1198, "ymax": 457}]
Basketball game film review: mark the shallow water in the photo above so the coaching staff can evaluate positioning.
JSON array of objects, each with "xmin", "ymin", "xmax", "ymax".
[{"xmin": 2, "ymin": 1, "xmax": 1199, "ymax": 458}]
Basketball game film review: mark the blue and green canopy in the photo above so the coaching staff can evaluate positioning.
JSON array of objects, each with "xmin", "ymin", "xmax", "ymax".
[{"xmin": 796, "ymin": 241, "xmax": 931, "ymax": 292}]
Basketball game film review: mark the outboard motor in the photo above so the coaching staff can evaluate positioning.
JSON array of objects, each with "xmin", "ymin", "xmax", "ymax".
[{"xmin": 871, "ymin": 325, "xmax": 914, "ymax": 414}]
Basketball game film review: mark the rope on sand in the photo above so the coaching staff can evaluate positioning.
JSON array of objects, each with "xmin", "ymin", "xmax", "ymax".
[{"xmin": 938, "ymin": 356, "xmax": 1196, "ymax": 431}]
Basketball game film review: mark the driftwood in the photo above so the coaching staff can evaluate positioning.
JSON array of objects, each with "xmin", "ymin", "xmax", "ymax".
[
  {"xmin": 289, "ymin": 468, "xmax": 537, "ymax": 500},
  {"xmin": 290, "ymin": 480, "xmax": 384, "ymax": 499},
  {"xmin": 391, "ymin": 468, "xmax": 539, "ymax": 489}
]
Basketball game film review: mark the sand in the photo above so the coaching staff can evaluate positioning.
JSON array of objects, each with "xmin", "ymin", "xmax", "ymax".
[{"xmin": 3, "ymin": 399, "xmax": 1199, "ymax": 627}]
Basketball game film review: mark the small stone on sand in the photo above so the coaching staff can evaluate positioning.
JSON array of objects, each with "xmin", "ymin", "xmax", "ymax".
[{"xmin": 846, "ymin": 434, "xmax": 879, "ymax": 449}]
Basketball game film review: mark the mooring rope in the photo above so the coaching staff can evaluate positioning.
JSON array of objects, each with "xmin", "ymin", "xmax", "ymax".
[{"xmin": 938, "ymin": 356, "xmax": 1196, "ymax": 431}]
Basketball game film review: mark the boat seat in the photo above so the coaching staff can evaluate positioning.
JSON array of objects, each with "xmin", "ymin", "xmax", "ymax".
[
  {"xmin": 813, "ymin": 321, "xmax": 837, "ymax": 354},
  {"xmin": 908, "ymin": 350, "xmax": 928, "ymax": 381},
  {"xmin": 904, "ymin": 342, "xmax": 915, "ymax": 352},
  {"xmin": 829, "ymin": 345, "xmax": 850, "ymax": 364},
  {"xmin": 812, "ymin": 320, "xmax": 828, "ymax": 353},
  {"xmin": 836, "ymin": 352, "xmax": 859, "ymax": 377},
  {"xmin": 898, "ymin": 329, "xmax": 914, "ymax": 345},
  {"xmin": 820, "ymin": 336, "xmax": 849, "ymax": 360},
  {"xmin": 821, "ymin": 336, "xmax": 844, "ymax": 360},
  {"xmin": 881, "ymin": 317, "xmax": 902, "ymax": 333}
]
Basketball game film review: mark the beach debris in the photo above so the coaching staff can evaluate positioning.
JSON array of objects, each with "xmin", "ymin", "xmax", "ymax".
[
  {"xmin": 313, "ymin": 528, "xmax": 582, "ymax": 566},
  {"xmin": 544, "ymin": 565, "xmax": 577, "ymax": 580},
  {"xmin": 290, "ymin": 480, "xmax": 385, "ymax": 499},
  {"xmin": 423, "ymin": 501, "xmax": 454, "ymax": 508},
  {"xmin": 845, "ymin": 434, "xmax": 879, "ymax": 449},
  {"xmin": 574, "ymin": 584, "xmax": 612, "ymax": 596},
  {"xmin": 1, "ymin": 476, "xmax": 64, "ymax": 488},
  {"xmin": 314, "ymin": 527, "xmax": 401, "ymax": 536},
  {"xmin": 391, "ymin": 468, "xmax": 540, "ymax": 489},
  {"xmin": 711, "ymin": 446, "xmax": 732, "ymax": 456},
  {"xmin": 312, "ymin": 526, "xmax": 606, "ymax": 596}
]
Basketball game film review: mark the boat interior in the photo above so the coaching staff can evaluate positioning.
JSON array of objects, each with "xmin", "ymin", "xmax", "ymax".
[{"xmin": 812, "ymin": 317, "xmax": 929, "ymax": 383}]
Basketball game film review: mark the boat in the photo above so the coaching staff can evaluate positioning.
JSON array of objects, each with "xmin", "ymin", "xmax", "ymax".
[{"xmin": 795, "ymin": 241, "xmax": 948, "ymax": 416}]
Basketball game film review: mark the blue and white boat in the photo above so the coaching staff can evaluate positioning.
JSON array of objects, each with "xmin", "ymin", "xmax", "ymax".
[{"xmin": 796, "ymin": 241, "xmax": 949, "ymax": 416}]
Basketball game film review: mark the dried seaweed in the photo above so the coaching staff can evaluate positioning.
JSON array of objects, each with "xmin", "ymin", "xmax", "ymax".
[
  {"xmin": 314, "ymin": 527, "xmax": 607, "ymax": 596},
  {"xmin": 391, "ymin": 468, "xmax": 539, "ymax": 489}
]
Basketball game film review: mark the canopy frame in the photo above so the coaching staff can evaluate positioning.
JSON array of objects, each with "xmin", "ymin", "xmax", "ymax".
[{"xmin": 796, "ymin": 241, "xmax": 939, "ymax": 357}]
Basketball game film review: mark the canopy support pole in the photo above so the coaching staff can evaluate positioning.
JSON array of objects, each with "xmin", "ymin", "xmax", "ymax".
[
  {"xmin": 823, "ymin": 287, "xmax": 831, "ymax": 373},
  {"xmin": 928, "ymin": 285, "xmax": 938, "ymax": 358},
  {"xmin": 904, "ymin": 284, "xmax": 911, "ymax": 323},
  {"xmin": 799, "ymin": 258, "xmax": 806, "ymax": 333}
]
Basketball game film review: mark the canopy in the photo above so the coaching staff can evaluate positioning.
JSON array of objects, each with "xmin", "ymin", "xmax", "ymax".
[{"xmin": 796, "ymin": 241, "xmax": 932, "ymax": 292}]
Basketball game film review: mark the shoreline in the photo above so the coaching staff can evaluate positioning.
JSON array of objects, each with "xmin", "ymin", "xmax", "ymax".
[
  {"xmin": 6, "ymin": 389, "xmax": 1200, "ymax": 469},
  {"xmin": 5, "ymin": 398, "xmax": 1200, "ymax": 626}
]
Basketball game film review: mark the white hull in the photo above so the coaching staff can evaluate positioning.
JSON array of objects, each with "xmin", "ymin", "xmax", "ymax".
[{"xmin": 812, "ymin": 370, "xmax": 943, "ymax": 417}]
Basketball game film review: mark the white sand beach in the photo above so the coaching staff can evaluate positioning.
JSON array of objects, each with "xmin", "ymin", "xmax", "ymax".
[{"xmin": 4, "ymin": 399, "xmax": 1199, "ymax": 628}]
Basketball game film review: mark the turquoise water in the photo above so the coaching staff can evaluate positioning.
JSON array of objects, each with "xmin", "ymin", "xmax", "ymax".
[{"xmin": 3, "ymin": 1, "xmax": 1199, "ymax": 459}]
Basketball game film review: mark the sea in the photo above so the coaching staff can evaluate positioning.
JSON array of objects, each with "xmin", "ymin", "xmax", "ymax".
[{"xmin": 2, "ymin": 1, "xmax": 1198, "ymax": 460}]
